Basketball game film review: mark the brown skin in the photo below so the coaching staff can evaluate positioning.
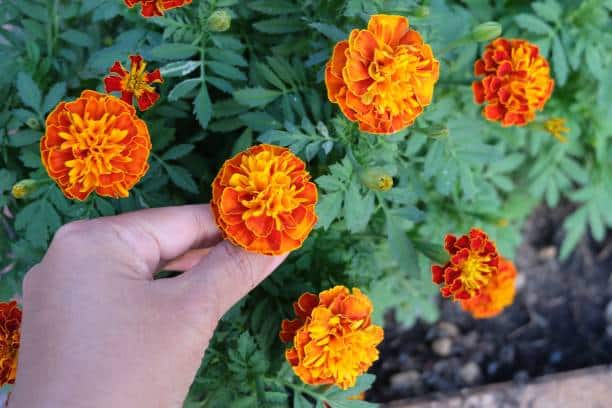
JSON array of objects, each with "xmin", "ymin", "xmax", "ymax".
[{"xmin": 10, "ymin": 205, "xmax": 286, "ymax": 408}]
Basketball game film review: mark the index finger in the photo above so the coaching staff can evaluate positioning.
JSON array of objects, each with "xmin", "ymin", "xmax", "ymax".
[{"xmin": 101, "ymin": 204, "xmax": 222, "ymax": 272}]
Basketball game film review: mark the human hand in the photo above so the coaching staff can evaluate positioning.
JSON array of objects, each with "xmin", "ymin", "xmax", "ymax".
[{"xmin": 9, "ymin": 205, "xmax": 286, "ymax": 408}]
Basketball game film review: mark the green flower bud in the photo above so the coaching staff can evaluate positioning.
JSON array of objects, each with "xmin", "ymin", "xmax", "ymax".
[
  {"xmin": 413, "ymin": 6, "xmax": 430, "ymax": 18},
  {"xmin": 207, "ymin": 9, "xmax": 232, "ymax": 32},
  {"xmin": 360, "ymin": 167, "xmax": 394, "ymax": 192},
  {"xmin": 26, "ymin": 117, "xmax": 40, "ymax": 130},
  {"xmin": 11, "ymin": 179, "xmax": 45, "ymax": 199},
  {"xmin": 471, "ymin": 22, "xmax": 502, "ymax": 42}
]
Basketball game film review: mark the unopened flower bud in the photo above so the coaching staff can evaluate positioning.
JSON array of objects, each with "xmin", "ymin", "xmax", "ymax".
[
  {"xmin": 11, "ymin": 179, "xmax": 44, "ymax": 199},
  {"xmin": 360, "ymin": 167, "xmax": 393, "ymax": 192},
  {"xmin": 26, "ymin": 117, "xmax": 40, "ymax": 129},
  {"xmin": 471, "ymin": 22, "xmax": 502, "ymax": 42},
  {"xmin": 207, "ymin": 9, "xmax": 231, "ymax": 32},
  {"xmin": 413, "ymin": 6, "xmax": 430, "ymax": 18}
]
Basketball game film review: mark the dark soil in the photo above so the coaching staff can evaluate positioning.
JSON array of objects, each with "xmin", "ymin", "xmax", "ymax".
[{"xmin": 369, "ymin": 205, "xmax": 612, "ymax": 403}]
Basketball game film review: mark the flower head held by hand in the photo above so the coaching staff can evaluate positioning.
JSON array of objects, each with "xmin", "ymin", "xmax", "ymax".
[
  {"xmin": 104, "ymin": 55, "xmax": 163, "ymax": 111},
  {"xmin": 211, "ymin": 144, "xmax": 318, "ymax": 255},
  {"xmin": 123, "ymin": 0, "xmax": 192, "ymax": 17},
  {"xmin": 325, "ymin": 14, "xmax": 439, "ymax": 134},
  {"xmin": 280, "ymin": 286, "xmax": 384, "ymax": 389},
  {"xmin": 41, "ymin": 91, "xmax": 151, "ymax": 200},
  {"xmin": 0, "ymin": 301, "xmax": 21, "ymax": 387},
  {"xmin": 431, "ymin": 228, "xmax": 500, "ymax": 300},
  {"xmin": 460, "ymin": 257, "xmax": 517, "ymax": 318},
  {"xmin": 472, "ymin": 38, "xmax": 554, "ymax": 126}
]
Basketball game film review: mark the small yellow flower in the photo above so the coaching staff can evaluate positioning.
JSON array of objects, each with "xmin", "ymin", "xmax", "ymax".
[
  {"xmin": 360, "ymin": 167, "xmax": 394, "ymax": 192},
  {"xmin": 544, "ymin": 118, "xmax": 569, "ymax": 143}
]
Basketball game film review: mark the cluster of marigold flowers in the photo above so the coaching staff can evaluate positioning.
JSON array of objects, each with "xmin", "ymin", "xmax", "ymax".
[{"xmin": 17, "ymin": 9, "xmax": 549, "ymax": 393}]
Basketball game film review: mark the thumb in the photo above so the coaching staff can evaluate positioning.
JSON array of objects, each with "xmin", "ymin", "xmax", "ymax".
[{"xmin": 178, "ymin": 241, "xmax": 287, "ymax": 320}]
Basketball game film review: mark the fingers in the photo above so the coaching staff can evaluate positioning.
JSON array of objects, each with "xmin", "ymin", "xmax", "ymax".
[
  {"xmin": 163, "ymin": 248, "xmax": 211, "ymax": 271},
  {"xmin": 85, "ymin": 205, "xmax": 222, "ymax": 275},
  {"xmin": 179, "ymin": 241, "xmax": 287, "ymax": 319}
]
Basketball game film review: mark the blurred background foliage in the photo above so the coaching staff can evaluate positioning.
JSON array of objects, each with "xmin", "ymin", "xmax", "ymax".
[{"xmin": 0, "ymin": 0, "xmax": 611, "ymax": 406}]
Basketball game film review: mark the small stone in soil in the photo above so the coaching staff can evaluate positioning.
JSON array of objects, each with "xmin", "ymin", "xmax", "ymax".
[
  {"xmin": 432, "ymin": 337, "xmax": 453, "ymax": 357},
  {"xmin": 389, "ymin": 370, "xmax": 421, "ymax": 392},
  {"xmin": 438, "ymin": 321, "xmax": 460, "ymax": 337},
  {"xmin": 459, "ymin": 361, "xmax": 482, "ymax": 385}
]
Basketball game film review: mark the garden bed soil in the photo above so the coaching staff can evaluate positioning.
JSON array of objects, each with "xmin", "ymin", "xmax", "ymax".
[{"xmin": 369, "ymin": 205, "xmax": 612, "ymax": 403}]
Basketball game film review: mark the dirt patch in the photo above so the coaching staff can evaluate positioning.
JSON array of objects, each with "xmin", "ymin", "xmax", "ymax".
[{"xmin": 370, "ymin": 206, "xmax": 612, "ymax": 402}]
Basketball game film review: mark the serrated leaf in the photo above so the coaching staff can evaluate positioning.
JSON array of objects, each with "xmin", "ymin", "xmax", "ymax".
[
  {"xmin": 152, "ymin": 43, "xmax": 199, "ymax": 60},
  {"xmin": 166, "ymin": 165, "xmax": 199, "ymax": 193},
  {"xmin": 551, "ymin": 35, "xmax": 568, "ymax": 86},
  {"xmin": 253, "ymin": 17, "xmax": 305, "ymax": 34},
  {"xmin": 316, "ymin": 191, "xmax": 343, "ymax": 230},
  {"xmin": 207, "ymin": 61, "xmax": 246, "ymax": 81},
  {"xmin": 514, "ymin": 14, "xmax": 553, "ymax": 34},
  {"xmin": 168, "ymin": 78, "xmax": 200, "ymax": 101},
  {"xmin": 194, "ymin": 85, "xmax": 212, "ymax": 129},
  {"xmin": 386, "ymin": 214, "xmax": 419, "ymax": 277},
  {"xmin": 316, "ymin": 175, "xmax": 344, "ymax": 192},
  {"xmin": 59, "ymin": 30, "xmax": 94, "ymax": 47},
  {"xmin": 248, "ymin": 0, "xmax": 301, "ymax": 14},
  {"xmin": 308, "ymin": 22, "xmax": 347, "ymax": 42},
  {"xmin": 343, "ymin": 179, "xmax": 374, "ymax": 232},
  {"xmin": 42, "ymin": 82, "xmax": 67, "ymax": 114},
  {"xmin": 234, "ymin": 87, "xmax": 282, "ymax": 108},
  {"xmin": 159, "ymin": 60, "xmax": 200, "ymax": 77},
  {"xmin": 161, "ymin": 144, "xmax": 194, "ymax": 161},
  {"xmin": 17, "ymin": 72, "xmax": 42, "ymax": 112}
]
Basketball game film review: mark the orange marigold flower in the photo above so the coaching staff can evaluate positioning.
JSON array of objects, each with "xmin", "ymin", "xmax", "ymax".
[
  {"xmin": 41, "ymin": 90, "xmax": 152, "ymax": 201},
  {"xmin": 460, "ymin": 257, "xmax": 517, "ymax": 318},
  {"xmin": 211, "ymin": 144, "xmax": 318, "ymax": 255},
  {"xmin": 123, "ymin": 0, "xmax": 192, "ymax": 17},
  {"xmin": 431, "ymin": 228, "xmax": 500, "ymax": 300},
  {"xmin": 0, "ymin": 301, "xmax": 22, "ymax": 387},
  {"xmin": 325, "ymin": 14, "xmax": 439, "ymax": 135},
  {"xmin": 472, "ymin": 38, "xmax": 554, "ymax": 126},
  {"xmin": 280, "ymin": 286, "xmax": 384, "ymax": 390},
  {"xmin": 104, "ymin": 55, "xmax": 163, "ymax": 111}
]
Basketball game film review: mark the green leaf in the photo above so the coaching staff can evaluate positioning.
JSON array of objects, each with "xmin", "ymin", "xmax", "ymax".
[
  {"xmin": 152, "ymin": 44, "xmax": 199, "ymax": 60},
  {"xmin": 585, "ymin": 47, "xmax": 604, "ymax": 80},
  {"xmin": 531, "ymin": 1, "xmax": 562, "ymax": 22},
  {"xmin": 316, "ymin": 191, "xmax": 343, "ymax": 230},
  {"xmin": 168, "ymin": 78, "xmax": 200, "ymax": 101},
  {"xmin": 308, "ymin": 22, "xmax": 347, "ymax": 42},
  {"xmin": 234, "ymin": 87, "xmax": 282, "ymax": 108},
  {"xmin": 316, "ymin": 175, "xmax": 344, "ymax": 192},
  {"xmin": 207, "ymin": 61, "xmax": 246, "ymax": 81},
  {"xmin": 386, "ymin": 214, "xmax": 419, "ymax": 277},
  {"xmin": 343, "ymin": 179, "xmax": 374, "ymax": 233},
  {"xmin": 551, "ymin": 35, "xmax": 568, "ymax": 86},
  {"xmin": 166, "ymin": 165, "xmax": 199, "ymax": 193},
  {"xmin": 248, "ymin": 0, "xmax": 301, "ymax": 14},
  {"xmin": 413, "ymin": 239, "xmax": 449, "ymax": 264},
  {"xmin": 231, "ymin": 129, "xmax": 253, "ymax": 155},
  {"xmin": 59, "ymin": 30, "xmax": 94, "ymax": 47},
  {"xmin": 210, "ymin": 49, "xmax": 248, "ymax": 67},
  {"xmin": 0, "ymin": 170, "xmax": 16, "ymax": 193},
  {"xmin": 161, "ymin": 144, "xmax": 194, "ymax": 161},
  {"xmin": 42, "ymin": 82, "xmax": 67, "ymax": 114},
  {"xmin": 253, "ymin": 17, "xmax": 305, "ymax": 34},
  {"xmin": 159, "ymin": 61, "xmax": 200, "ymax": 78},
  {"xmin": 8, "ymin": 129, "xmax": 41, "ymax": 147},
  {"xmin": 17, "ymin": 72, "xmax": 42, "ymax": 112},
  {"xmin": 256, "ymin": 63, "xmax": 286, "ymax": 90},
  {"xmin": 194, "ymin": 85, "xmax": 212, "ymax": 129},
  {"xmin": 514, "ymin": 14, "xmax": 553, "ymax": 34}
]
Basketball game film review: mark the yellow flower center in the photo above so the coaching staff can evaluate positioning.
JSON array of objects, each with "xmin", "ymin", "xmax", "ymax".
[
  {"xmin": 122, "ymin": 61, "xmax": 155, "ymax": 98},
  {"xmin": 363, "ymin": 42, "xmax": 427, "ymax": 116},
  {"xmin": 11, "ymin": 184, "xmax": 26, "ymax": 199},
  {"xmin": 544, "ymin": 118, "xmax": 569, "ymax": 143},
  {"xmin": 459, "ymin": 253, "xmax": 494, "ymax": 294},
  {"xmin": 60, "ymin": 112, "xmax": 129, "ymax": 194},
  {"xmin": 376, "ymin": 175, "xmax": 393, "ymax": 191},
  {"xmin": 229, "ymin": 150, "xmax": 305, "ymax": 227}
]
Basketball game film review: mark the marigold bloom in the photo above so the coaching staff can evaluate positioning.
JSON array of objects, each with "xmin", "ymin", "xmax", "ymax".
[
  {"xmin": 431, "ymin": 228, "xmax": 500, "ymax": 300},
  {"xmin": 280, "ymin": 286, "xmax": 384, "ymax": 390},
  {"xmin": 472, "ymin": 38, "xmax": 554, "ymax": 126},
  {"xmin": 123, "ymin": 0, "xmax": 192, "ymax": 17},
  {"xmin": 0, "ymin": 301, "xmax": 21, "ymax": 387},
  {"xmin": 325, "ymin": 14, "xmax": 439, "ymax": 134},
  {"xmin": 104, "ymin": 55, "xmax": 163, "ymax": 111},
  {"xmin": 41, "ymin": 90, "xmax": 151, "ymax": 201},
  {"xmin": 460, "ymin": 257, "xmax": 517, "ymax": 318},
  {"xmin": 543, "ymin": 117, "xmax": 569, "ymax": 143},
  {"xmin": 211, "ymin": 144, "xmax": 317, "ymax": 255}
]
